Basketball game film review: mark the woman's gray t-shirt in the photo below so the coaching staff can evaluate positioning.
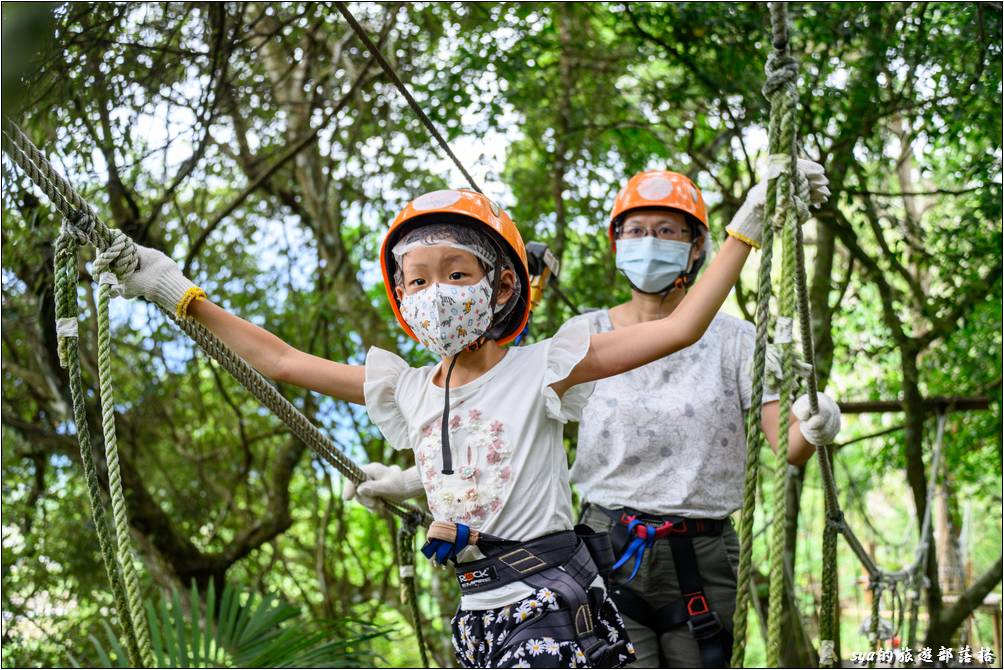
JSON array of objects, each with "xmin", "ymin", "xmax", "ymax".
[{"xmin": 568, "ymin": 309, "xmax": 777, "ymax": 519}]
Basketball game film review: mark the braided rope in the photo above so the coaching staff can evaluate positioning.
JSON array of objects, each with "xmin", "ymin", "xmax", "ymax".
[
  {"xmin": 762, "ymin": 5, "xmax": 800, "ymax": 664},
  {"xmin": 3, "ymin": 119, "xmax": 430, "ymax": 525},
  {"xmin": 54, "ymin": 230, "xmax": 144, "ymax": 667},
  {"xmin": 397, "ymin": 518, "xmax": 430, "ymax": 668},
  {"xmin": 729, "ymin": 5, "xmax": 791, "ymax": 662},
  {"xmin": 93, "ymin": 235, "xmax": 154, "ymax": 667}
]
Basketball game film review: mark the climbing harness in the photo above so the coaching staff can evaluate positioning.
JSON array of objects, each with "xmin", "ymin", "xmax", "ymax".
[
  {"xmin": 591, "ymin": 504, "xmax": 734, "ymax": 668},
  {"xmin": 421, "ymin": 521, "xmax": 627, "ymax": 667}
]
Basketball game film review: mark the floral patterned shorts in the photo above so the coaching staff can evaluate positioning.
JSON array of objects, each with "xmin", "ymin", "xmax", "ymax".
[{"xmin": 452, "ymin": 586, "xmax": 636, "ymax": 668}]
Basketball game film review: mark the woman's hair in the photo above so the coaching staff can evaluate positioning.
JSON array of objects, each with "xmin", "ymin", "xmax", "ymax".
[{"xmin": 391, "ymin": 216, "xmax": 525, "ymax": 340}]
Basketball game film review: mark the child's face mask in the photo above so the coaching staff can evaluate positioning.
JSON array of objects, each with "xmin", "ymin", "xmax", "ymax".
[{"xmin": 400, "ymin": 276, "xmax": 494, "ymax": 358}]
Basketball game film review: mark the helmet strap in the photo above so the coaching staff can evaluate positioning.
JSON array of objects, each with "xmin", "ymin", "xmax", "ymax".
[
  {"xmin": 440, "ymin": 352, "xmax": 461, "ymax": 475},
  {"xmin": 440, "ymin": 237, "xmax": 505, "ymax": 475}
]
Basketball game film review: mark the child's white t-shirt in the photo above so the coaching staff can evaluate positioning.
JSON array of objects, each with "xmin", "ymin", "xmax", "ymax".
[{"xmin": 364, "ymin": 318, "xmax": 595, "ymax": 610}]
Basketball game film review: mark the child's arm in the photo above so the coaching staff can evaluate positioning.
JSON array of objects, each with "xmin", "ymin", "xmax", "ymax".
[
  {"xmin": 121, "ymin": 245, "xmax": 366, "ymax": 404},
  {"xmin": 189, "ymin": 300, "xmax": 365, "ymax": 404},
  {"xmin": 554, "ymin": 235, "xmax": 752, "ymax": 393}
]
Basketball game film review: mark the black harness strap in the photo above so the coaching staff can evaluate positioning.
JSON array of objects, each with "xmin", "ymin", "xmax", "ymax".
[
  {"xmin": 593, "ymin": 504, "xmax": 733, "ymax": 668},
  {"xmin": 666, "ymin": 533, "xmax": 733, "ymax": 668}
]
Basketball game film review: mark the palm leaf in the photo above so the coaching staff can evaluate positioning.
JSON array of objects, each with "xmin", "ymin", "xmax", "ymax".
[{"xmin": 82, "ymin": 580, "xmax": 390, "ymax": 668}]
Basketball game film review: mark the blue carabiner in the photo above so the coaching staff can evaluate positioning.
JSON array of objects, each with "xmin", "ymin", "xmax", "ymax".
[{"xmin": 611, "ymin": 521, "xmax": 658, "ymax": 582}]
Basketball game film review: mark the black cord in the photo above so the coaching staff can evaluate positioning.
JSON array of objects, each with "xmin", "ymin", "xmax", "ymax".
[
  {"xmin": 440, "ymin": 354, "xmax": 460, "ymax": 475},
  {"xmin": 334, "ymin": 2, "xmax": 483, "ymax": 194}
]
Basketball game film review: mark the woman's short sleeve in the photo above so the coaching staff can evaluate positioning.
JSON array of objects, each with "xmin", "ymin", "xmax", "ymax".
[
  {"xmin": 541, "ymin": 317, "xmax": 596, "ymax": 423},
  {"xmin": 364, "ymin": 347, "xmax": 413, "ymax": 450}
]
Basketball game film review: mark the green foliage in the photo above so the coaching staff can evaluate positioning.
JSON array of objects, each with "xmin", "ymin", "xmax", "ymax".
[
  {"xmin": 2, "ymin": 2, "xmax": 1000, "ymax": 667},
  {"xmin": 76, "ymin": 581, "xmax": 388, "ymax": 668}
]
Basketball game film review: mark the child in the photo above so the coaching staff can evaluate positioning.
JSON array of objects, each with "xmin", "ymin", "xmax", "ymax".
[{"xmin": 120, "ymin": 172, "xmax": 826, "ymax": 667}]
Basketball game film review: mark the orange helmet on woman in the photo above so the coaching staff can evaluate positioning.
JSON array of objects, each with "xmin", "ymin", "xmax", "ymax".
[
  {"xmin": 608, "ymin": 170, "xmax": 710, "ymax": 288},
  {"xmin": 608, "ymin": 170, "xmax": 708, "ymax": 252},
  {"xmin": 380, "ymin": 189, "xmax": 531, "ymax": 346}
]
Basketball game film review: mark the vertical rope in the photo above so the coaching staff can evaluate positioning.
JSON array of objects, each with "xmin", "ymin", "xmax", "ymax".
[
  {"xmin": 54, "ymin": 228, "xmax": 144, "ymax": 667},
  {"xmin": 732, "ymin": 3, "xmax": 796, "ymax": 665},
  {"xmin": 398, "ymin": 518, "xmax": 430, "ymax": 668},
  {"xmin": 93, "ymin": 233, "xmax": 154, "ymax": 667},
  {"xmin": 867, "ymin": 578, "xmax": 882, "ymax": 668}
]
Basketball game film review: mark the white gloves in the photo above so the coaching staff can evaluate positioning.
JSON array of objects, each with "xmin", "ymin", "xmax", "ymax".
[
  {"xmin": 763, "ymin": 344, "xmax": 813, "ymax": 394},
  {"xmin": 343, "ymin": 463, "xmax": 424, "ymax": 510},
  {"xmin": 726, "ymin": 159, "xmax": 831, "ymax": 248},
  {"xmin": 120, "ymin": 245, "xmax": 203, "ymax": 317},
  {"xmin": 793, "ymin": 392, "xmax": 842, "ymax": 446}
]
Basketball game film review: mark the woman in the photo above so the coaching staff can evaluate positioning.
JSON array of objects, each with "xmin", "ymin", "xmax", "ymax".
[{"xmin": 568, "ymin": 169, "xmax": 842, "ymax": 668}]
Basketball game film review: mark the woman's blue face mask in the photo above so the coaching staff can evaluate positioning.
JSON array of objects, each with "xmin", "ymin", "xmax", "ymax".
[{"xmin": 614, "ymin": 237, "xmax": 692, "ymax": 294}]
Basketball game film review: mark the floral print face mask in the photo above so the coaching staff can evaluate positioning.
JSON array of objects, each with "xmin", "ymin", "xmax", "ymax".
[{"xmin": 400, "ymin": 277, "xmax": 495, "ymax": 358}]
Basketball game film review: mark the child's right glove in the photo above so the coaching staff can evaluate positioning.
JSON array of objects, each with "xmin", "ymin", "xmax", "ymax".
[
  {"xmin": 343, "ymin": 463, "xmax": 425, "ymax": 511},
  {"xmin": 119, "ymin": 244, "xmax": 205, "ymax": 318},
  {"xmin": 726, "ymin": 158, "xmax": 830, "ymax": 248}
]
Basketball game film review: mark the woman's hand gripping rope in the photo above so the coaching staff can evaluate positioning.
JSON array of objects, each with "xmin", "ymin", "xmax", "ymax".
[{"xmin": 725, "ymin": 158, "xmax": 830, "ymax": 248}]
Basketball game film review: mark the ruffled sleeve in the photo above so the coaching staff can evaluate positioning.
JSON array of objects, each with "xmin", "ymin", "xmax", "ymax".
[
  {"xmin": 541, "ymin": 317, "xmax": 596, "ymax": 423},
  {"xmin": 364, "ymin": 347, "xmax": 413, "ymax": 450}
]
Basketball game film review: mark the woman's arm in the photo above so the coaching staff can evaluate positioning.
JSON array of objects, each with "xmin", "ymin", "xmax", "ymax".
[
  {"xmin": 554, "ymin": 236, "xmax": 752, "ymax": 394},
  {"xmin": 189, "ymin": 300, "xmax": 365, "ymax": 404},
  {"xmin": 760, "ymin": 401, "xmax": 816, "ymax": 466}
]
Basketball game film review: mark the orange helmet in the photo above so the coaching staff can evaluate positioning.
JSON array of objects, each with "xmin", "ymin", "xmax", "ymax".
[
  {"xmin": 380, "ymin": 189, "xmax": 531, "ymax": 346},
  {"xmin": 608, "ymin": 170, "xmax": 708, "ymax": 252}
]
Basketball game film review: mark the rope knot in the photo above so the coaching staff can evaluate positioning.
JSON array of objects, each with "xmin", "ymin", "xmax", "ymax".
[
  {"xmin": 762, "ymin": 53, "xmax": 797, "ymax": 98},
  {"xmin": 62, "ymin": 210, "xmax": 102, "ymax": 246},
  {"xmin": 92, "ymin": 230, "xmax": 139, "ymax": 296}
]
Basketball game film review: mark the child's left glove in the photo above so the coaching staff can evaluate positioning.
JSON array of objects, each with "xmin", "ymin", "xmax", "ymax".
[
  {"xmin": 793, "ymin": 392, "xmax": 842, "ymax": 446},
  {"xmin": 343, "ymin": 463, "xmax": 424, "ymax": 511},
  {"xmin": 119, "ymin": 244, "xmax": 205, "ymax": 317}
]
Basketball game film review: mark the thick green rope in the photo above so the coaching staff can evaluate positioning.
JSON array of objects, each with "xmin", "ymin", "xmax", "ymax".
[
  {"xmin": 54, "ymin": 229, "xmax": 144, "ymax": 667},
  {"xmin": 767, "ymin": 200, "xmax": 796, "ymax": 667},
  {"xmin": 2, "ymin": 119, "xmax": 430, "ymax": 527},
  {"xmin": 730, "ymin": 4, "xmax": 794, "ymax": 665},
  {"xmin": 94, "ymin": 234, "xmax": 155, "ymax": 667},
  {"xmin": 763, "ymin": 4, "xmax": 800, "ymax": 662},
  {"xmin": 397, "ymin": 518, "xmax": 430, "ymax": 668}
]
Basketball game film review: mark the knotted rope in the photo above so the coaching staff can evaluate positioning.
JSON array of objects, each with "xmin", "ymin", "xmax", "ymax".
[
  {"xmin": 54, "ymin": 223, "xmax": 145, "ymax": 667},
  {"xmin": 4, "ymin": 118, "xmax": 430, "ymax": 527},
  {"xmin": 397, "ymin": 517, "xmax": 430, "ymax": 668}
]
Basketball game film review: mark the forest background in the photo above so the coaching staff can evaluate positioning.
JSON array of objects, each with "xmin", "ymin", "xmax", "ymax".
[{"xmin": 1, "ymin": 2, "xmax": 1001, "ymax": 667}]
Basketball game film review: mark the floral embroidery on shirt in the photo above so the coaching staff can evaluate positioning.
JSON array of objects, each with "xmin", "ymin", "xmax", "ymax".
[{"xmin": 417, "ymin": 408, "xmax": 512, "ymax": 525}]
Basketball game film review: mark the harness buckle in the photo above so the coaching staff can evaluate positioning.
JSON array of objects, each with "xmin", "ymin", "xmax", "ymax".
[
  {"xmin": 667, "ymin": 519, "xmax": 689, "ymax": 534},
  {"xmin": 686, "ymin": 593, "xmax": 710, "ymax": 617},
  {"xmin": 687, "ymin": 611, "xmax": 724, "ymax": 640}
]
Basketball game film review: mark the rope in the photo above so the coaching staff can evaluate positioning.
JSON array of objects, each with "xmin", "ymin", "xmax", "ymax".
[
  {"xmin": 397, "ymin": 518, "xmax": 430, "ymax": 668},
  {"xmin": 905, "ymin": 411, "xmax": 947, "ymax": 649},
  {"xmin": 92, "ymin": 230, "xmax": 154, "ymax": 667},
  {"xmin": 868, "ymin": 578, "xmax": 882, "ymax": 668},
  {"xmin": 334, "ymin": 2, "xmax": 483, "ymax": 194},
  {"xmin": 762, "ymin": 5, "xmax": 801, "ymax": 664},
  {"xmin": 730, "ymin": 3, "xmax": 786, "ymax": 663},
  {"xmin": 53, "ymin": 227, "xmax": 144, "ymax": 667},
  {"xmin": 2, "ymin": 118, "xmax": 431, "ymax": 527}
]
